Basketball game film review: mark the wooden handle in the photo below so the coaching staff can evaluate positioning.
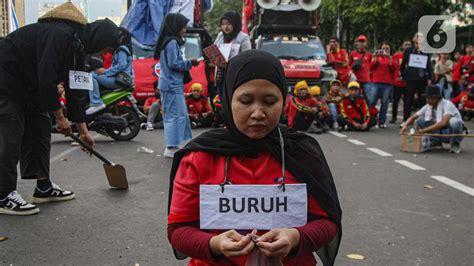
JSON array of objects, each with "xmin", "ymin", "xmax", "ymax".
[{"xmin": 69, "ymin": 134, "xmax": 114, "ymax": 165}]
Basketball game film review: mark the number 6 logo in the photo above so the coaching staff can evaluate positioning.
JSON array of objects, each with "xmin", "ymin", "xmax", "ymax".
[{"xmin": 418, "ymin": 15, "xmax": 455, "ymax": 54}]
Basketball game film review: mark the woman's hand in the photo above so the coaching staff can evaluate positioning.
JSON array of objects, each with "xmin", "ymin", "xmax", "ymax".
[
  {"xmin": 255, "ymin": 228, "xmax": 300, "ymax": 260},
  {"xmin": 209, "ymin": 230, "xmax": 255, "ymax": 257},
  {"xmin": 95, "ymin": 68, "xmax": 106, "ymax": 75}
]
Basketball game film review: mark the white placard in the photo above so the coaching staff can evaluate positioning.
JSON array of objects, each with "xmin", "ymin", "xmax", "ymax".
[
  {"xmin": 408, "ymin": 54, "xmax": 428, "ymax": 69},
  {"xmin": 69, "ymin": 71, "xmax": 93, "ymax": 91},
  {"xmin": 228, "ymin": 44, "xmax": 241, "ymax": 59},
  {"xmin": 200, "ymin": 184, "xmax": 307, "ymax": 230}
]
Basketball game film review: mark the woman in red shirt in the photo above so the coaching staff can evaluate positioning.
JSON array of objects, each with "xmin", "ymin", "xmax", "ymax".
[
  {"xmin": 168, "ymin": 50, "xmax": 342, "ymax": 266},
  {"xmin": 368, "ymin": 42, "xmax": 395, "ymax": 128}
]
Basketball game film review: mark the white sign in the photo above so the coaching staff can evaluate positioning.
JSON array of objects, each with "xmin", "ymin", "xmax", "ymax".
[
  {"xmin": 218, "ymin": 43, "xmax": 232, "ymax": 61},
  {"xmin": 408, "ymin": 54, "xmax": 428, "ymax": 69},
  {"xmin": 200, "ymin": 184, "xmax": 307, "ymax": 230},
  {"xmin": 69, "ymin": 71, "xmax": 93, "ymax": 91}
]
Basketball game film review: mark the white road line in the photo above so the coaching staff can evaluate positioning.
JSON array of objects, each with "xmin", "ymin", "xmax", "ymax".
[
  {"xmin": 431, "ymin": 175, "xmax": 474, "ymax": 197},
  {"xmin": 329, "ymin": 131, "xmax": 347, "ymax": 138},
  {"xmin": 394, "ymin": 160, "xmax": 426, "ymax": 171},
  {"xmin": 50, "ymin": 134, "xmax": 100, "ymax": 163},
  {"xmin": 348, "ymin": 139, "xmax": 366, "ymax": 146},
  {"xmin": 367, "ymin": 147, "xmax": 393, "ymax": 157}
]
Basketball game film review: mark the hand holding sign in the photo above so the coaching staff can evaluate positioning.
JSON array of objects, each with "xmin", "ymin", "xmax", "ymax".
[
  {"xmin": 209, "ymin": 230, "xmax": 255, "ymax": 257},
  {"xmin": 255, "ymin": 228, "xmax": 300, "ymax": 260}
]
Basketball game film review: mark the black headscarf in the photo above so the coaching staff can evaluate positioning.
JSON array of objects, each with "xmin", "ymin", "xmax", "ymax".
[
  {"xmin": 169, "ymin": 50, "xmax": 342, "ymax": 265},
  {"xmin": 118, "ymin": 27, "xmax": 133, "ymax": 55},
  {"xmin": 220, "ymin": 11, "xmax": 242, "ymax": 42},
  {"xmin": 154, "ymin": 13, "xmax": 189, "ymax": 59},
  {"xmin": 81, "ymin": 19, "xmax": 120, "ymax": 54}
]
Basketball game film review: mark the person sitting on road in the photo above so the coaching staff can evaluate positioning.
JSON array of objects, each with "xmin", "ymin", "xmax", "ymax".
[
  {"xmin": 186, "ymin": 83, "xmax": 214, "ymax": 128},
  {"xmin": 324, "ymin": 79, "xmax": 346, "ymax": 129},
  {"xmin": 451, "ymin": 83, "xmax": 474, "ymax": 121},
  {"xmin": 86, "ymin": 27, "xmax": 134, "ymax": 115},
  {"xmin": 168, "ymin": 50, "xmax": 341, "ymax": 266},
  {"xmin": 309, "ymin": 85, "xmax": 331, "ymax": 132},
  {"xmin": 143, "ymin": 89, "xmax": 163, "ymax": 131},
  {"xmin": 401, "ymin": 85, "xmax": 465, "ymax": 153},
  {"xmin": 212, "ymin": 94, "xmax": 225, "ymax": 128},
  {"xmin": 288, "ymin": 80, "xmax": 323, "ymax": 134},
  {"xmin": 339, "ymin": 81, "xmax": 377, "ymax": 131}
]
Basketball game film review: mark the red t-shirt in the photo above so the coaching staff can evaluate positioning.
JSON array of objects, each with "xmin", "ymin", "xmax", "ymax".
[
  {"xmin": 339, "ymin": 96, "xmax": 371, "ymax": 125},
  {"xmin": 452, "ymin": 60, "xmax": 461, "ymax": 82},
  {"xmin": 452, "ymin": 91, "xmax": 474, "ymax": 109},
  {"xmin": 327, "ymin": 49, "xmax": 352, "ymax": 83},
  {"xmin": 460, "ymin": 55, "xmax": 474, "ymax": 82},
  {"xmin": 187, "ymin": 96, "xmax": 212, "ymax": 115},
  {"xmin": 349, "ymin": 50, "xmax": 372, "ymax": 83},
  {"xmin": 392, "ymin": 52, "xmax": 406, "ymax": 87},
  {"xmin": 288, "ymin": 97, "xmax": 318, "ymax": 128},
  {"xmin": 371, "ymin": 56, "xmax": 394, "ymax": 84},
  {"xmin": 168, "ymin": 151, "xmax": 337, "ymax": 266}
]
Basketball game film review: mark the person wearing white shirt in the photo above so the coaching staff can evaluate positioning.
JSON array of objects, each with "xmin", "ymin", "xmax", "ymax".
[{"xmin": 401, "ymin": 85, "xmax": 464, "ymax": 153}]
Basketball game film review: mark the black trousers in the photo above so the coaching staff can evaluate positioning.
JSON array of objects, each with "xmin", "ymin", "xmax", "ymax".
[
  {"xmin": 338, "ymin": 116, "xmax": 377, "ymax": 131},
  {"xmin": 392, "ymin": 86, "xmax": 406, "ymax": 120},
  {"xmin": 0, "ymin": 96, "xmax": 51, "ymax": 197},
  {"xmin": 190, "ymin": 114, "xmax": 214, "ymax": 128},
  {"xmin": 404, "ymin": 80, "xmax": 427, "ymax": 121}
]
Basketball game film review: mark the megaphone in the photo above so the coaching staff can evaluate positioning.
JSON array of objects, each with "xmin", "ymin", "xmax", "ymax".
[
  {"xmin": 298, "ymin": 0, "xmax": 321, "ymax": 11},
  {"xmin": 257, "ymin": 0, "xmax": 280, "ymax": 9}
]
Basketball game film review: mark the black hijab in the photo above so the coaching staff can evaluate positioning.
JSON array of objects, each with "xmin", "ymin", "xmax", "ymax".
[
  {"xmin": 154, "ymin": 13, "xmax": 189, "ymax": 59},
  {"xmin": 118, "ymin": 27, "xmax": 133, "ymax": 55},
  {"xmin": 220, "ymin": 11, "xmax": 242, "ymax": 42},
  {"xmin": 169, "ymin": 50, "xmax": 342, "ymax": 265},
  {"xmin": 81, "ymin": 19, "xmax": 120, "ymax": 54}
]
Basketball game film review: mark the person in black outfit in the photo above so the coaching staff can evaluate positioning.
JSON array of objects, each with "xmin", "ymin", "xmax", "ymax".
[
  {"xmin": 0, "ymin": 2, "xmax": 120, "ymax": 216},
  {"xmin": 400, "ymin": 32, "xmax": 433, "ymax": 125}
]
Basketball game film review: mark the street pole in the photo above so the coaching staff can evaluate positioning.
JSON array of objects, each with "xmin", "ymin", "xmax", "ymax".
[{"xmin": 336, "ymin": 0, "xmax": 341, "ymax": 39}]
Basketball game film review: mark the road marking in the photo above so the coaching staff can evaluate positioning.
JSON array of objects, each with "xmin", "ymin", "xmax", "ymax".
[
  {"xmin": 50, "ymin": 134, "xmax": 100, "ymax": 163},
  {"xmin": 329, "ymin": 131, "xmax": 347, "ymax": 138},
  {"xmin": 394, "ymin": 160, "xmax": 426, "ymax": 170},
  {"xmin": 348, "ymin": 139, "xmax": 366, "ymax": 146},
  {"xmin": 431, "ymin": 175, "xmax": 474, "ymax": 196},
  {"xmin": 367, "ymin": 147, "xmax": 393, "ymax": 157}
]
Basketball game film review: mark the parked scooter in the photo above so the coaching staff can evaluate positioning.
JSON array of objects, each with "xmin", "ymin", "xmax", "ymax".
[{"xmin": 52, "ymin": 86, "xmax": 142, "ymax": 141}]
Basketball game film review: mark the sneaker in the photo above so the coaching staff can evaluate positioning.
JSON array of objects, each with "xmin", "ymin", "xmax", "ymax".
[
  {"xmin": 389, "ymin": 118, "xmax": 397, "ymax": 124},
  {"xmin": 400, "ymin": 121, "xmax": 406, "ymax": 129},
  {"xmin": 191, "ymin": 122, "xmax": 198, "ymax": 129},
  {"xmin": 146, "ymin": 122, "xmax": 154, "ymax": 131},
  {"xmin": 332, "ymin": 122, "xmax": 339, "ymax": 130},
  {"xmin": 0, "ymin": 191, "xmax": 39, "ymax": 216},
  {"xmin": 32, "ymin": 183, "xmax": 75, "ymax": 204},
  {"xmin": 164, "ymin": 148, "xmax": 178, "ymax": 158},
  {"xmin": 307, "ymin": 124, "xmax": 323, "ymax": 134},
  {"xmin": 85, "ymin": 103, "xmax": 106, "ymax": 115},
  {"xmin": 320, "ymin": 123, "xmax": 331, "ymax": 133},
  {"xmin": 379, "ymin": 123, "xmax": 387, "ymax": 129},
  {"xmin": 449, "ymin": 143, "xmax": 461, "ymax": 154}
]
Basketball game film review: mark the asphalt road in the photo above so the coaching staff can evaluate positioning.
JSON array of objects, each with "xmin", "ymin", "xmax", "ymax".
[{"xmin": 1, "ymin": 119, "xmax": 473, "ymax": 265}]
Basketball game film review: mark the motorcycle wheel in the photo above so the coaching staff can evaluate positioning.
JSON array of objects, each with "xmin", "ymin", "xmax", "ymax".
[{"xmin": 107, "ymin": 105, "xmax": 140, "ymax": 141}]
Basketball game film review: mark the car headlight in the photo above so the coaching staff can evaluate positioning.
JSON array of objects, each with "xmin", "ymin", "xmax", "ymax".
[{"xmin": 322, "ymin": 68, "xmax": 337, "ymax": 80}]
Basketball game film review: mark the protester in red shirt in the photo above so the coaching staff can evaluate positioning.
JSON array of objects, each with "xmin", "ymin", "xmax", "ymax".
[
  {"xmin": 186, "ymin": 83, "xmax": 213, "ymax": 128},
  {"xmin": 349, "ymin": 35, "xmax": 372, "ymax": 90},
  {"xmin": 212, "ymin": 95, "xmax": 224, "ymax": 127},
  {"xmin": 452, "ymin": 51, "xmax": 463, "ymax": 97},
  {"xmin": 459, "ymin": 45, "xmax": 474, "ymax": 85},
  {"xmin": 327, "ymin": 37, "xmax": 352, "ymax": 84},
  {"xmin": 168, "ymin": 50, "xmax": 341, "ymax": 266},
  {"xmin": 143, "ymin": 89, "xmax": 163, "ymax": 130},
  {"xmin": 339, "ymin": 81, "xmax": 376, "ymax": 131},
  {"xmin": 452, "ymin": 84, "xmax": 474, "ymax": 120},
  {"xmin": 390, "ymin": 40, "xmax": 412, "ymax": 124},
  {"xmin": 288, "ymin": 80, "xmax": 323, "ymax": 133},
  {"xmin": 366, "ymin": 42, "xmax": 394, "ymax": 128}
]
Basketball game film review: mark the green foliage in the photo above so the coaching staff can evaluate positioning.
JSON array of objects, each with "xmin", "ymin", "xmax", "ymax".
[
  {"xmin": 318, "ymin": 0, "xmax": 465, "ymax": 50},
  {"xmin": 204, "ymin": 0, "xmax": 243, "ymax": 39}
]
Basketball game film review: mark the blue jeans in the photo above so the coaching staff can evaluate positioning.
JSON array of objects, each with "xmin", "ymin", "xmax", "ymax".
[
  {"xmin": 328, "ymin": 103, "xmax": 338, "ymax": 123},
  {"xmin": 415, "ymin": 117, "xmax": 464, "ymax": 145},
  {"xmin": 364, "ymin": 83, "xmax": 393, "ymax": 124},
  {"xmin": 89, "ymin": 73, "xmax": 121, "ymax": 106}
]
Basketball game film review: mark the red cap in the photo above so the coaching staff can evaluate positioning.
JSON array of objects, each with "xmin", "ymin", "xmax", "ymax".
[{"xmin": 356, "ymin": 35, "xmax": 367, "ymax": 42}]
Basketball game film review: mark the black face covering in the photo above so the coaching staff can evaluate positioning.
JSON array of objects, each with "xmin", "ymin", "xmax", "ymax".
[
  {"xmin": 168, "ymin": 50, "xmax": 342, "ymax": 265},
  {"xmin": 221, "ymin": 11, "xmax": 242, "ymax": 42},
  {"xmin": 154, "ymin": 13, "xmax": 189, "ymax": 59},
  {"xmin": 81, "ymin": 19, "xmax": 120, "ymax": 54}
]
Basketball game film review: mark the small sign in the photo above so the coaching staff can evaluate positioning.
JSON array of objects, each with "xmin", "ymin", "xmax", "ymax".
[
  {"xmin": 69, "ymin": 71, "xmax": 93, "ymax": 91},
  {"xmin": 200, "ymin": 184, "xmax": 307, "ymax": 230},
  {"xmin": 408, "ymin": 54, "xmax": 428, "ymax": 69}
]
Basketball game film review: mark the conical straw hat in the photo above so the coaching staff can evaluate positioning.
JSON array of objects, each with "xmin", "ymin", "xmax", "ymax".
[{"xmin": 38, "ymin": 1, "xmax": 88, "ymax": 25}]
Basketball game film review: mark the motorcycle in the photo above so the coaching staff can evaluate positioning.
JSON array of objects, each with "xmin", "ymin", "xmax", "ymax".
[{"xmin": 53, "ymin": 86, "xmax": 143, "ymax": 141}]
